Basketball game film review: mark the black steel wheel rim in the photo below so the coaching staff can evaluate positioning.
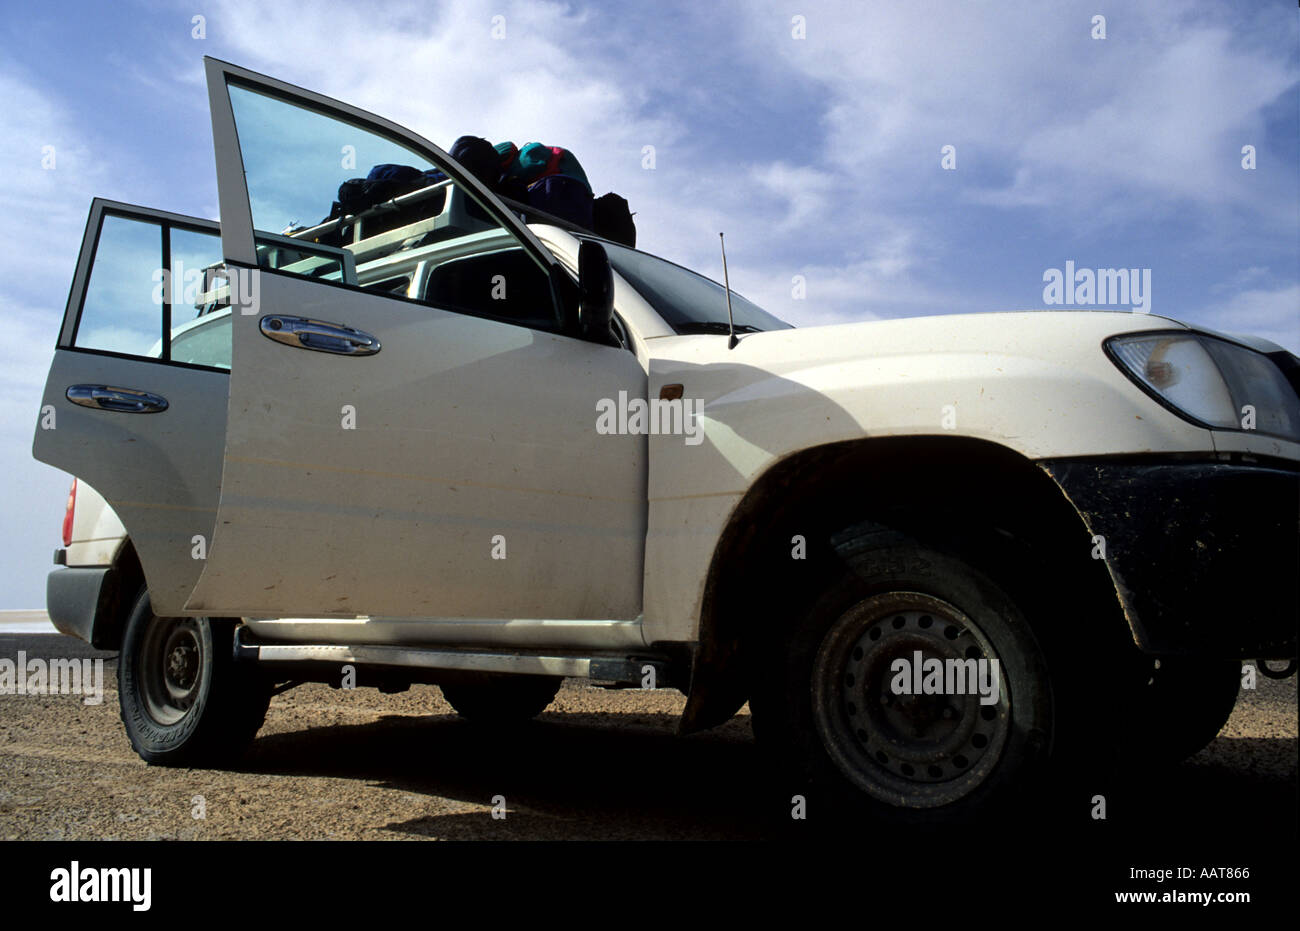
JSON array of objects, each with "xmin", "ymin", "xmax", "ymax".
[
  {"xmin": 138, "ymin": 616, "xmax": 204, "ymax": 726},
  {"xmin": 811, "ymin": 591, "xmax": 1012, "ymax": 808}
]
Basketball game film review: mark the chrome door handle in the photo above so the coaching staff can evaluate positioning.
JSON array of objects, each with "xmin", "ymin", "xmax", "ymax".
[
  {"xmin": 66, "ymin": 385, "xmax": 169, "ymax": 414},
  {"xmin": 259, "ymin": 315, "xmax": 381, "ymax": 356}
]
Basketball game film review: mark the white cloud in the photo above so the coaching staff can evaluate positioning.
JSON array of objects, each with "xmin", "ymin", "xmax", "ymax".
[
  {"xmin": 1193, "ymin": 284, "xmax": 1300, "ymax": 354},
  {"xmin": 737, "ymin": 0, "xmax": 1299, "ymax": 229},
  {"xmin": 0, "ymin": 71, "xmax": 102, "ymax": 305},
  {"xmin": 199, "ymin": 0, "xmax": 680, "ymax": 201},
  {"xmin": 749, "ymin": 162, "xmax": 837, "ymax": 231},
  {"xmin": 725, "ymin": 228, "xmax": 981, "ymax": 327}
]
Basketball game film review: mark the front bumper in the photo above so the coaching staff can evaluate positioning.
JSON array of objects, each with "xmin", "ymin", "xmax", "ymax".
[{"xmin": 1040, "ymin": 457, "xmax": 1298, "ymax": 659}]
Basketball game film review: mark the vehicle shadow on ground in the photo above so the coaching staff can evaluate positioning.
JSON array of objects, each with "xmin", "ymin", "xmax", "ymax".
[
  {"xmin": 244, "ymin": 710, "xmax": 773, "ymax": 839},
  {"xmin": 234, "ymin": 710, "xmax": 1296, "ymax": 841}
]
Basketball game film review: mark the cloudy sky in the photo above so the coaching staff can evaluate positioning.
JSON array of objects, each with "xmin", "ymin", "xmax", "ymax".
[{"xmin": 1, "ymin": 0, "xmax": 1296, "ymax": 608}]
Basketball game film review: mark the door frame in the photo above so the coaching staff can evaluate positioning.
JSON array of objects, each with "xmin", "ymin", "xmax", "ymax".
[{"xmin": 59, "ymin": 199, "xmax": 223, "ymax": 356}]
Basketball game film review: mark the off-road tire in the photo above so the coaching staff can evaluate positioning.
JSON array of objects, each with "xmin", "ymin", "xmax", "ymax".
[
  {"xmin": 751, "ymin": 525, "xmax": 1059, "ymax": 824},
  {"xmin": 118, "ymin": 588, "xmax": 270, "ymax": 766}
]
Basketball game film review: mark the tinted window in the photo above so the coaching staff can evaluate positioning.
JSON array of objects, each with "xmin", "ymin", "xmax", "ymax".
[
  {"xmin": 422, "ymin": 247, "xmax": 555, "ymax": 328},
  {"xmin": 74, "ymin": 215, "xmax": 230, "ymax": 369}
]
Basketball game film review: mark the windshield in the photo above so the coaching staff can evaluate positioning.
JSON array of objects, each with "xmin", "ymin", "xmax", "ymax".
[{"xmin": 595, "ymin": 240, "xmax": 792, "ymax": 335}]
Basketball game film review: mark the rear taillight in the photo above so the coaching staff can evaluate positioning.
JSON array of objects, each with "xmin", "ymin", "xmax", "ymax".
[{"xmin": 62, "ymin": 478, "xmax": 76, "ymax": 547}]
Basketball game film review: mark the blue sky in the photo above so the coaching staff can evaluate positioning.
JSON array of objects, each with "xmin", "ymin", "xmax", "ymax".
[{"xmin": 1, "ymin": 0, "xmax": 1297, "ymax": 608}]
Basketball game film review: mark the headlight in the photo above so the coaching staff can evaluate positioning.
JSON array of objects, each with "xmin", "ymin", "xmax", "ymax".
[{"xmin": 1106, "ymin": 332, "xmax": 1300, "ymax": 442}]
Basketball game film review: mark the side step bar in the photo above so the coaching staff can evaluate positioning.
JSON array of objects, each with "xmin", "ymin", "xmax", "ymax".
[{"xmin": 232, "ymin": 627, "xmax": 673, "ymax": 688}]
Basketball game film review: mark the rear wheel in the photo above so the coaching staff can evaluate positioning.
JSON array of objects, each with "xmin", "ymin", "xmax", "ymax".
[
  {"xmin": 118, "ymin": 589, "xmax": 270, "ymax": 765},
  {"xmin": 441, "ymin": 673, "xmax": 562, "ymax": 724}
]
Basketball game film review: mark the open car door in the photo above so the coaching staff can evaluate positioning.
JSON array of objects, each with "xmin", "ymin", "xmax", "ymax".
[
  {"xmin": 184, "ymin": 58, "xmax": 647, "ymax": 624},
  {"xmin": 33, "ymin": 202, "xmax": 234, "ymax": 615}
]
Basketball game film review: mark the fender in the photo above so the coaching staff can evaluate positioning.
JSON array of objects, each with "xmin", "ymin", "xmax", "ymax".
[{"xmin": 642, "ymin": 310, "xmax": 1216, "ymax": 646}]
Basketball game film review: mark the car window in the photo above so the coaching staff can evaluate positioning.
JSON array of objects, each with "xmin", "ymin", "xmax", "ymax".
[
  {"xmin": 226, "ymin": 83, "xmax": 562, "ymax": 331},
  {"xmin": 73, "ymin": 214, "xmax": 230, "ymax": 369},
  {"xmin": 75, "ymin": 215, "xmax": 164, "ymax": 357},
  {"xmin": 595, "ymin": 240, "xmax": 792, "ymax": 335},
  {"xmin": 421, "ymin": 246, "xmax": 555, "ymax": 328},
  {"xmin": 170, "ymin": 309, "xmax": 232, "ymax": 369}
]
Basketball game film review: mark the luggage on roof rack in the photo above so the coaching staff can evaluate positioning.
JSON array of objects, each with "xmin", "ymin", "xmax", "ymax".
[
  {"xmin": 592, "ymin": 192, "xmax": 635, "ymax": 248},
  {"xmin": 296, "ymin": 136, "xmax": 636, "ymax": 251},
  {"xmin": 451, "ymin": 136, "xmax": 636, "ymax": 247}
]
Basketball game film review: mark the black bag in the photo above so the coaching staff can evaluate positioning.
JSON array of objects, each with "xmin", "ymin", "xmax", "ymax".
[
  {"xmin": 449, "ymin": 136, "xmax": 506, "ymax": 190},
  {"xmin": 332, "ymin": 164, "xmax": 426, "ymax": 215},
  {"xmin": 320, "ymin": 164, "xmax": 441, "ymax": 243},
  {"xmin": 334, "ymin": 177, "xmax": 369, "ymax": 217},
  {"xmin": 526, "ymin": 175, "xmax": 594, "ymax": 230},
  {"xmin": 592, "ymin": 192, "xmax": 636, "ymax": 247}
]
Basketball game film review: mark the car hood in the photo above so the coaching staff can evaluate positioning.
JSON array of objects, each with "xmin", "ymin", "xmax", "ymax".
[{"xmin": 648, "ymin": 309, "xmax": 1191, "ymax": 373}]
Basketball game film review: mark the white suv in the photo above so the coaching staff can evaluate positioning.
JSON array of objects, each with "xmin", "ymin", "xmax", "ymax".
[{"xmin": 35, "ymin": 58, "xmax": 1299, "ymax": 821}]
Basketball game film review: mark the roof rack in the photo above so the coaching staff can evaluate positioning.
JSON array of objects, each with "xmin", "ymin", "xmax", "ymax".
[
  {"xmin": 286, "ymin": 178, "xmax": 496, "ymax": 263},
  {"xmin": 288, "ymin": 178, "xmax": 447, "ymax": 241},
  {"xmin": 286, "ymin": 179, "xmax": 602, "ymax": 259}
]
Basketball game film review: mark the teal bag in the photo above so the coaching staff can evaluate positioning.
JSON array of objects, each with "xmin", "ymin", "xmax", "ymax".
[{"xmin": 504, "ymin": 142, "xmax": 591, "ymax": 192}]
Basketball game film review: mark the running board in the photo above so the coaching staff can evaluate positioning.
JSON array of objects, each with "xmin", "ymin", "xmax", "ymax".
[{"xmin": 233, "ymin": 627, "xmax": 672, "ymax": 687}]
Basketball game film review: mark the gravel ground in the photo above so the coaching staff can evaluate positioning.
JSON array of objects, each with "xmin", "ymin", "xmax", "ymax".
[{"xmin": 0, "ymin": 634, "xmax": 1294, "ymax": 840}]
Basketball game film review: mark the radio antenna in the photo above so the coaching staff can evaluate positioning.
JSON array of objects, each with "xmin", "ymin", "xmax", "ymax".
[{"xmin": 719, "ymin": 232, "xmax": 738, "ymax": 349}]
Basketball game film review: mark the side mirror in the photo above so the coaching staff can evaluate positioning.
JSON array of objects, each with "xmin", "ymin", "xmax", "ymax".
[{"xmin": 577, "ymin": 240, "xmax": 615, "ymax": 344}]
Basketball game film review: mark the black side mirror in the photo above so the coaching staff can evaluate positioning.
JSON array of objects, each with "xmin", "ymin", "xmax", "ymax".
[{"xmin": 577, "ymin": 240, "xmax": 615, "ymax": 344}]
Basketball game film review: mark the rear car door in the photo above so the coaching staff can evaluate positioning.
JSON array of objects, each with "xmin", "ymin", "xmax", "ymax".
[
  {"xmin": 33, "ymin": 202, "xmax": 233, "ymax": 615},
  {"xmin": 183, "ymin": 59, "xmax": 647, "ymax": 622}
]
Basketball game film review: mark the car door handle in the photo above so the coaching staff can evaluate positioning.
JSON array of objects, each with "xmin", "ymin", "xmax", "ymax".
[
  {"xmin": 259, "ymin": 315, "xmax": 382, "ymax": 356},
  {"xmin": 66, "ymin": 385, "xmax": 170, "ymax": 414}
]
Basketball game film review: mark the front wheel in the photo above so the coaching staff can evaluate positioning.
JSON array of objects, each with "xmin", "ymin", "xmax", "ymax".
[
  {"xmin": 118, "ymin": 589, "xmax": 270, "ymax": 765},
  {"xmin": 751, "ymin": 528, "xmax": 1055, "ymax": 822}
]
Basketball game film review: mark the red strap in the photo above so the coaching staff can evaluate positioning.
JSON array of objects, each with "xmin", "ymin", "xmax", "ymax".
[{"xmin": 545, "ymin": 147, "xmax": 564, "ymax": 178}]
